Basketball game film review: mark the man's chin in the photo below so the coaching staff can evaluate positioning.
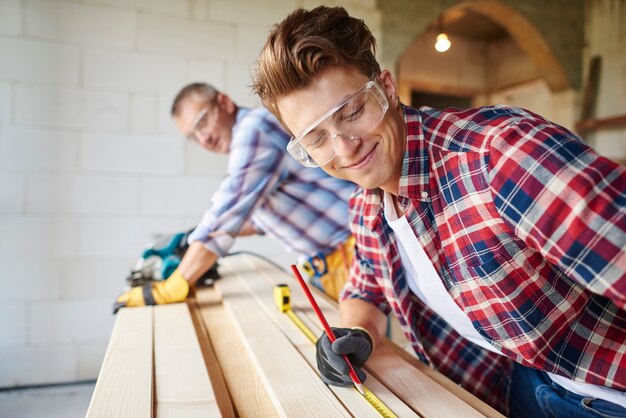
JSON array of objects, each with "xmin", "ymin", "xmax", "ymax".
[{"xmin": 216, "ymin": 142, "xmax": 230, "ymax": 154}]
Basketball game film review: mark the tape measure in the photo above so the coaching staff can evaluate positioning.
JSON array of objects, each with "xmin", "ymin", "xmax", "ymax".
[{"xmin": 273, "ymin": 284, "xmax": 398, "ymax": 418}]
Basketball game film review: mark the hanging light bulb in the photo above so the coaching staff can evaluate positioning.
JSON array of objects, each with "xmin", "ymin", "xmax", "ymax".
[
  {"xmin": 435, "ymin": 33, "xmax": 451, "ymax": 52},
  {"xmin": 434, "ymin": 16, "xmax": 451, "ymax": 53}
]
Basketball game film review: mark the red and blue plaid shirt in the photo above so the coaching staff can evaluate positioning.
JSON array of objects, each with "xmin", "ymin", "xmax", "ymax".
[{"xmin": 340, "ymin": 104, "xmax": 626, "ymax": 413}]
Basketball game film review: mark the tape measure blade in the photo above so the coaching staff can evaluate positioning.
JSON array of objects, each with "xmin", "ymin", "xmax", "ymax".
[{"xmin": 283, "ymin": 307, "xmax": 405, "ymax": 418}]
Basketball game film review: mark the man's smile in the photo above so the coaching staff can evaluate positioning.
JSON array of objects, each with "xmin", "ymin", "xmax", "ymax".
[{"xmin": 342, "ymin": 143, "xmax": 378, "ymax": 169}]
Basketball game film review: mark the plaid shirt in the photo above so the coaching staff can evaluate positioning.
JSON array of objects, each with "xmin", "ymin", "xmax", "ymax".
[
  {"xmin": 341, "ymin": 104, "xmax": 626, "ymax": 413},
  {"xmin": 189, "ymin": 107, "xmax": 355, "ymax": 257}
]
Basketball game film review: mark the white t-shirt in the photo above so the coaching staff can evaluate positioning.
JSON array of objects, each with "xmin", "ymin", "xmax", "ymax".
[{"xmin": 383, "ymin": 192, "xmax": 626, "ymax": 408}]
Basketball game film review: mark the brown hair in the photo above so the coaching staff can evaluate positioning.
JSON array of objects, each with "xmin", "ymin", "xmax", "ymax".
[
  {"xmin": 171, "ymin": 83, "xmax": 219, "ymax": 117},
  {"xmin": 252, "ymin": 6, "xmax": 380, "ymax": 123}
]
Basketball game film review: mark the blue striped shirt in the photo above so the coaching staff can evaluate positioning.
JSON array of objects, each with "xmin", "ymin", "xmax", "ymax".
[{"xmin": 188, "ymin": 107, "xmax": 356, "ymax": 257}]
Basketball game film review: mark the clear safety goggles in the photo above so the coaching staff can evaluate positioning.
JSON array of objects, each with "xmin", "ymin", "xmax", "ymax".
[
  {"xmin": 286, "ymin": 75, "xmax": 389, "ymax": 167},
  {"xmin": 185, "ymin": 105, "xmax": 219, "ymax": 143}
]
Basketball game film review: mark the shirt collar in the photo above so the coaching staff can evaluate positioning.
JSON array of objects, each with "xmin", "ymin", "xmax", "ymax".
[
  {"xmin": 361, "ymin": 105, "xmax": 431, "ymax": 229},
  {"xmin": 397, "ymin": 105, "xmax": 431, "ymax": 202},
  {"xmin": 234, "ymin": 107, "xmax": 250, "ymax": 127},
  {"xmin": 228, "ymin": 107, "xmax": 250, "ymax": 151}
]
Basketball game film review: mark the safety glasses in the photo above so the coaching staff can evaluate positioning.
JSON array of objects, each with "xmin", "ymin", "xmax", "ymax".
[
  {"xmin": 185, "ymin": 105, "xmax": 219, "ymax": 143},
  {"xmin": 286, "ymin": 75, "xmax": 389, "ymax": 167}
]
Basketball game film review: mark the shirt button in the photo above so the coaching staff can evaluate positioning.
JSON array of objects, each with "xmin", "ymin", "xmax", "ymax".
[{"xmin": 421, "ymin": 191, "xmax": 429, "ymax": 199}]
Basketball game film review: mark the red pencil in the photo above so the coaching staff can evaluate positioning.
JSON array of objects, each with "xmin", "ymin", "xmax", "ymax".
[{"xmin": 290, "ymin": 264, "xmax": 366, "ymax": 395}]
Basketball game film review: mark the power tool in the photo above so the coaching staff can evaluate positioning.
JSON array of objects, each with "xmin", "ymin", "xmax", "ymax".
[{"xmin": 127, "ymin": 229, "xmax": 220, "ymax": 288}]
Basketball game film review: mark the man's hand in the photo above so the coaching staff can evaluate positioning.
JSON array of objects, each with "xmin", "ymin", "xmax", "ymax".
[
  {"xmin": 315, "ymin": 327, "xmax": 373, "ymax": 386},
  {"xmin": 113, "ymin": 270, "xmax": 189, "ymax": 314}
]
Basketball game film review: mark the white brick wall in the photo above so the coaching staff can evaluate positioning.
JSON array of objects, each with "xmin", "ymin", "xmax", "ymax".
[
  {"xmin": 26, "ymin": 173, "xmax": 140, "ymax": 215},
  {"xmin": 0, "ymin": 345, "xmax": 77, "ymax": 386},
  {"xmin": 0, "ymin": 171, "xmax": 25, "ymax": 213},
  {"xmin": 0, "ymin": 83, "xmax": 11, "ymax": 125},
  {"xmin": 210, "ymin": 0, "xmax": 299, "ymax": 26},
  {"xmin": 138, "ymin": 14, "xmax": 236, "ymax": 59},
  {"xmin": 79, "ymin": 132, "xmax": 184, "ymax": 174},
  {"xmin": 0, "ymin": 128, "xmax": 80, "ymax": 171},
  {"xmin": 83, "ymin": 48, "xmax": 188, "ymax": 93},
  {"xmin": 0, "ymin": 0, "xmax": 314, "ymax": 388},
  {"xmin": 0, "ymin": 0, "xmax": 22, "ymax": 36},
  {"xmin": 25, "ymin": 0, "xmax": 136, "ymax": 49},
  {"xmin": 0, "ymin": 216, "xmax": 77, "ymax": 258},
  {"xmin": 15, "ymin": 85, "xmax": 128, "ymax": 130},
  {"xmin": 0, "ymin": 258, "xmax": 61, "ymax": 301},
  {"xmin": 0, "ymin": 38, "xmax": 81, "ymax": 86},
  {"xmin": 77, "ymin": 216, "xmax": 187, "ymax": 257},
  {"xmin": 0, "ymin": 303, "xmax": 27, "ymax": 346},
  {"xmin": 138, "ymin": 176, "xmax": 220, "ymax": 216},
  {"xmin": 129, "ymin": 92, "xmax": 159, "ymax": 133},
  {"xmin": 59, "ymin": 258, "xmax": 132, "ymax": 300},
  {"xmin": 29, "ymin": 299, "xmax": 114, "ymax": 344}
]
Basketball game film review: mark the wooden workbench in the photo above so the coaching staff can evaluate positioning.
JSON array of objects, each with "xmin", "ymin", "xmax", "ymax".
[{"xmin": 86, "ymin": 253, "xmax": 503, "ymax": 417}]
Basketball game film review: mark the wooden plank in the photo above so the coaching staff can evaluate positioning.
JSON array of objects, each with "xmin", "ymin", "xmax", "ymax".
[
  {"xmin": 576, "ymin": 113, "xmax": 626, "ymax": 134},
  {"xmin": 86, "ymin": 307, "xmax": 153, "ymax": 418},
  {"xmin": 230, "ymin": 255, "xmax": 420, "ymax": 417},
  {"xmin": 295, "ymin": 292, "xmax": 490, "ymax": 417},
  {"xmin": 195, "ymin": 286, "xmax": 279, "ymax": 418},
  {"xmin": 366, "ymin": 344, "xmax": 485, "ymax": 417},
  {"xmin": 235, "ymin": 256, "xmax": 494, "ymax": 417},
  {"xmin": 297, "ymin": 306, "xmax": 488, "ymax": 417},
  {"xmin": 291, "ymin": 307, "xmax": 422, "ymax": 418},
  {"xmin": 153, "ymin": 303, "xmax": 221, "ymax": 418},
  {"xmin": 216, "ymin": 261, "xmax": 352, "ymax": 418},
  {"xmin": 380, "ymin": 340, "xmax": 503, "ymax": 418},
  {"xmin": 580, "ymin": 56, "xmax": 602, "ymax": 122},
  {"xmin": 187, "ymin": 297, "xmax": 236, "ymax": 418},
  {"xmin": 292, "ymin": 283, "xmax": 500, "ymax": 416}
]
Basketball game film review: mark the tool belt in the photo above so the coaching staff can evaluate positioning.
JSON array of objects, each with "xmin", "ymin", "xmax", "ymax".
[{"xmin": 300, "ymin": 236, "xmax": 355, "ymax": 299}]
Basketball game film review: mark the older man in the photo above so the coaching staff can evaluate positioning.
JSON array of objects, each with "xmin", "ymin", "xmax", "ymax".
[{"xmin": 114, "ymin": 83, "xmax": 356, "ymax": 311}]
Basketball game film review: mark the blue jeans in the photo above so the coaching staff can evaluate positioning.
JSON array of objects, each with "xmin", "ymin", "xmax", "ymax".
[{"xmin": 509, "ymin": 363, "xmax": 626, "ymax": 418}]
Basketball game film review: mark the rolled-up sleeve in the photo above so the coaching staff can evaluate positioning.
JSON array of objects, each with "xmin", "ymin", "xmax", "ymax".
[
  {"xmin": 188, "ymin": 117, "xmax": 285, "ymax": 256},
  {"xmin": 339, "ymin": 241, "xmax": 392, "ymax": 316}
]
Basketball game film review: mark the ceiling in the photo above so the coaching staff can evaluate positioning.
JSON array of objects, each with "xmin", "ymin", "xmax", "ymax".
[{"xmin": 436, "ymin": 10, "xmax": 509, "ymax": 41}]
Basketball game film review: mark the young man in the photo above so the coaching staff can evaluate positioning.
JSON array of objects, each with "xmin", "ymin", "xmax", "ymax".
[
  {"xmin": 114, "ymin": 83, "xmax": 356, "ymax": 311},
  {"xmin": 252, "ymin": 6, "xmax": 626, "ymax": 417}
]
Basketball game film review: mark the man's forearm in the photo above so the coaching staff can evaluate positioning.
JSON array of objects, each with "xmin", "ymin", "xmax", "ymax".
[
  {"xmin": 238, "ymin": 220, "xmax": 259, "ymax": 236},
  {"xmin": 339, "ymin": 298, "xmax": 387, "ymax": 348},
  {"xmin": 177, "ymin": 241, "xmax": 219, "ymax": 285}
]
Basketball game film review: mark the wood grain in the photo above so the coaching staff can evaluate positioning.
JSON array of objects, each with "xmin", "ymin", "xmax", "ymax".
[
  {"xmin": 232, "ymin": 255, "xmax": 420, "ymax": 417},
  {"xmin": 235, "ymin": 256, "xmax": 498, "ymax": 417},
  {"xmin": 217, "ymin": 261, "xmax": 352, "ymax": 418},
  {"xmin": 153, "ymin": 303, "xmax": 221, "ymax": 417},
  {"xmin": 86, "ymin": 307, "xmax": 153, "ymax": 418},
  {"xmin": 187, "ymin": 297, "xmax": 236, "ymax": 418},
  {"xmin": 195, "ymin": 285, "xmax": 279, "ymax": 418}
]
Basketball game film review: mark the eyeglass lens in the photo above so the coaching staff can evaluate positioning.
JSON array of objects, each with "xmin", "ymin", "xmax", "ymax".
[
  {"xmin": 299, "ymin": 89, "xmax": 385, "ymax": 164},
  {"xmin": 188, "ymin": 107, "xmax": 216, "ymax": 141}
]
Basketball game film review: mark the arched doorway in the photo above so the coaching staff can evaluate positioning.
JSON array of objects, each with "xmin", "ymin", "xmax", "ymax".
[{"xmin": 394, "ymin": 0, "xmax": 577, "ymax": 129}]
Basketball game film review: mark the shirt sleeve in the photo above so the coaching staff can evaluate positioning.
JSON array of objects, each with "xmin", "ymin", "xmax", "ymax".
[
  {"xmin": 339, "ymin": 240, "xmax": 392, "ymax": 316},
  {"xmin": 489, "ymin": 117, "xmax": 626, "ymax": 309},
  {"xmin": 188, "ymin": 117, "xmax": 285, "ymax": 256}
]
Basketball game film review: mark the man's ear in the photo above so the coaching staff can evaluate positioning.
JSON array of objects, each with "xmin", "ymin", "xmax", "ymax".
[
  {"xmin": 216, "ymin": 93, "xmax": 236, "ymax": 115},
  {"xmin": 379, "ymin": 70, "xmax": 399, "ymax": 108}
]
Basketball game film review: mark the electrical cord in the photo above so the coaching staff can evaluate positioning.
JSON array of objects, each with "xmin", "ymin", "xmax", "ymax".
[{"xmin": 222, "ymin": 250, "xmax": 291, "ymax": 273}]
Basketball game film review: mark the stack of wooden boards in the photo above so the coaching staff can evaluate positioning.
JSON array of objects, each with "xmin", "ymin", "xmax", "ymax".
[{"xmin": 87, "ymin": 253, "xmax": 503, "ymax": 417}]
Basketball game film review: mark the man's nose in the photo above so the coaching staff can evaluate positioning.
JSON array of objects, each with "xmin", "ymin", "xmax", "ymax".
[{"xmin": 332, "ymin": 133, "xmax": 360, "ymax": 157}]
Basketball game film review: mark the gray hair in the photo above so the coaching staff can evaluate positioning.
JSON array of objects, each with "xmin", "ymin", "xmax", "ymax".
[{"xmin": 171, "ymin": 82, "xmax": 219, "ymax": 117}]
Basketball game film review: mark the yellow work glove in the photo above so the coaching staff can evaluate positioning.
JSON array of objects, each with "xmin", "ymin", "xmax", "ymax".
[{"xmin": 113, "ymin": 269, "xmax": 190, "ymax": 314}]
